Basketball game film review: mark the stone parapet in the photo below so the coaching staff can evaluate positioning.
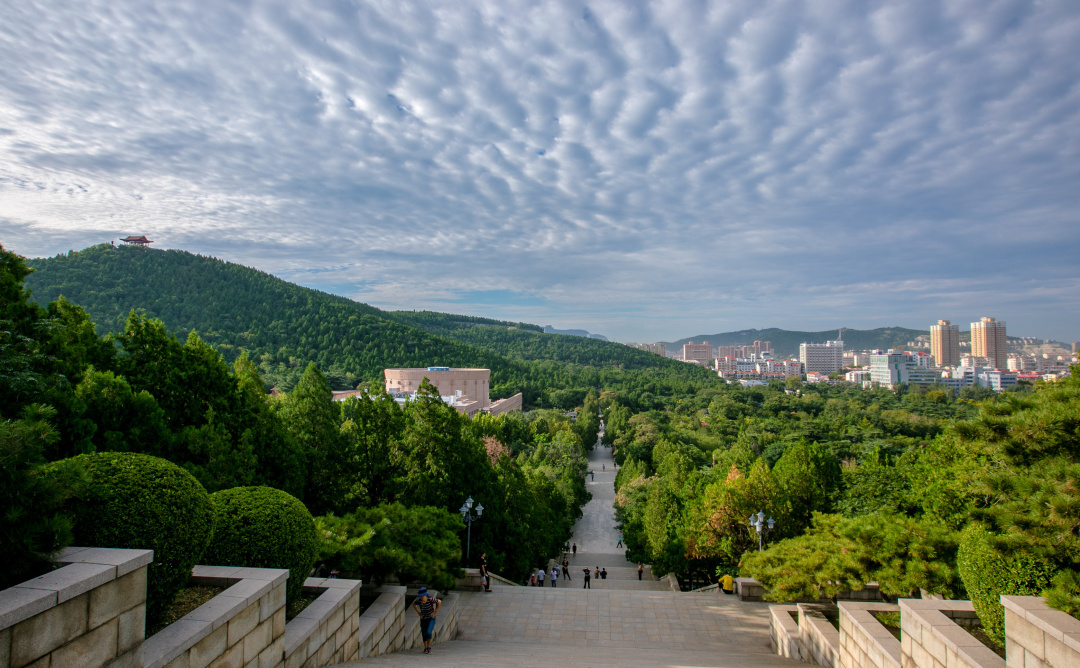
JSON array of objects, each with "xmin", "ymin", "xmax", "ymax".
[
  {"xmin": 0, "ymin": 546, "xmax": 152, "ymax": 668},
  {"xmin": 838, "ymin": 601, "xmax": 902, "ymax": 668},
  {"xmin": 800, "ymin": 603, "xmax": 841, "ymax": 668},
  {"xmin": 136, "ymin": 565, "xmax": 289, "ymax": 668},
  {"xmin": 1000, "ymin": 595, "xmax": 1080, "ymax": 668},
  {"xmin": 282, "ymin": 577, "xmax": 362, "ymax": 668},
  {"xmin": 357, "ymin": 587, "xmax": 407, "ymax": 658},
  {"xmin": 899, "ymin": 599, "xmax": 1004, "ymax": 668},
  {"xmin": 769, "ymin": 604, "xmax": 805, "ymax": 662}
]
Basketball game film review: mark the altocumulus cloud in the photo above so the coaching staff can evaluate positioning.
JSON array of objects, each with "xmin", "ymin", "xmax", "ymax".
[{"xmin": 1, "ymin": 0, "xmax": 1079, "ymax": 341}]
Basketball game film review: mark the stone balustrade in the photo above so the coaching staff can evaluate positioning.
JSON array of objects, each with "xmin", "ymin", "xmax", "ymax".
[
  {"xmin": 0, "ymin": 547, "xmax": 152, "ymax": 668},
  {"xmin": 899, "ymin": 599, "xmax": 1003, "ymax": 668},
  {"xmin": 800, "ymin": 603, "xmax": 841, "ymax": 668},
  {"xmin": 838, "ymin": 601, "xmax": 902, "ymax": 668},
  {"xmin": 0, "ymin": 548, "xmax": 363, "ymax": 668},
  {"xmin": 1001, "ymin": 595, "xmax": 1080, "ymax": 668}
]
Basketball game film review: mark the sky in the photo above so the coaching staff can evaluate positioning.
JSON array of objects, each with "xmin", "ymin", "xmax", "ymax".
[{"xmin": 2, "ymin": 0, "xmax": 1079, "ymax": 343}]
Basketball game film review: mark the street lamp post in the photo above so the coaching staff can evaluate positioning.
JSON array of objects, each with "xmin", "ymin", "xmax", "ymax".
[
  {"xmin": 459, "ymin": 496, "xmax": 484, "ymax": 564},
  {"xmin": 748, "ymin": 510, "xmax": 776, "ymax": 552}
]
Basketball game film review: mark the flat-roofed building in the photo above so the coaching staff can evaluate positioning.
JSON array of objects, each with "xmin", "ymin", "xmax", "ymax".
[
  {"xmin": 384, "ymin": 367, "xmax": 491, "ymax": 414},
  {"xmin": 799, "ymin": 340, "xmax": 844, "ymax": 375},
  {"xmin": 930, "ymin": 320, "xmax": 960, "ymax": 367},
  {"xmin": 971, "ymin": 317, "xmax": 1007, "ymax": 370},
  {"xmin": 683, "ymin": 340, "xmax": 714, "ymax": 365}
]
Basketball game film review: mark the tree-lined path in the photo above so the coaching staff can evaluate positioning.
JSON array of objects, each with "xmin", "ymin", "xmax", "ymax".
[{"xmin": 346, "ymin": 445, "xmax": 799, "ymax": 667}]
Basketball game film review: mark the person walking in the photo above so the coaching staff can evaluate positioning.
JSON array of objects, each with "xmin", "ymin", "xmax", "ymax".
[
  {"xmin": 616, "ymin": 535, "xmax": 623, "ymax": 548},
  {"xmin": 412, "ymin": 587, "xmax": 441, "ymax": 654},
  {"xmin": 480, "ymin": 552, "xmax": 492, "ymax": 592},
  {"xmin": 637, "ymin": 562, "xmax": 644, "ymax": 580},
  {"xmin": 572, "ymin": 543, "xmax": 577, "ymax": 558},
  {"xmin": 551, "ymin": 564, "xmax": 559, "ymax": 587},
  {"xmin": 562, "ymin": 556, "xmax": 571, "ymax": 579},
  {"xmin": 582, "ymin": 568, "xmax": 591, "ymax": 589},
  {"xmin": 537, "ymin": 567, "xmax": 546, "ymax": 587}
]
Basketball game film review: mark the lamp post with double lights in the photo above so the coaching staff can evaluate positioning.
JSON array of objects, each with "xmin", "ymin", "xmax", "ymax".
[
  {"xmin": 459, "ymin": 496, "xmax": 483, "ymax": 564},
  {"xmin": 748, "ymin": 510, "xmax": 776, "ymax": 552}
]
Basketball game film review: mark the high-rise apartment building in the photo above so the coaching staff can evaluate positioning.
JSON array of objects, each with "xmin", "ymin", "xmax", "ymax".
[
  {"xmin": 636, "ymin": 343, "xmax": 666, "ymax": 356},
  {"xmin": 682, "ymin": 340, "xmax": 714, "ymax": 364},
  {"xmin": 971, "ymin": 317, "xmax": 1007, "ymax": 370},
  {"xmin": 930, "ymin": 320, "xmax": 960, "ymax": 367},
  {"xmin": 799, "ymin": 340, "xmax": 844, "ymax": 375}
]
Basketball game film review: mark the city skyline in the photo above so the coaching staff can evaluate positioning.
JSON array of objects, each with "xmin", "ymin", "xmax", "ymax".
[{"xmin": 3, "ymin": 1, "xmax": 1079, "ymax": 343}]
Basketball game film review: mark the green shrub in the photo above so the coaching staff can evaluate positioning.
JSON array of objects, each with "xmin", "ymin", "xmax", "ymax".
[
  {"xmin": 203, "ymin": 487, "xmax": 318, "ymax": 604},
  {"xmin": 957, "ymin": 524, "xmax": 1055, "ymax": 646},
  {"xmin": 46, "ymin": 452, "xmax": 214, "ymax": 625}
]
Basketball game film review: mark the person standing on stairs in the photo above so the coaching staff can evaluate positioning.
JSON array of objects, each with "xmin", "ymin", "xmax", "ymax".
[
  {"xmin": 582, "ymin": 568, "xmax": 591, "ymax": 588},
  {"xmin": 412, "ymin": 587, "xmax": 441, "ymax": 654},
  {"xmin": 551, "ymin": 564, "xmax": 559, "ymax": 587},
  {"xmin": 572, "ymin": 542, "xmax": 577, "ymax": 558},
  {"xmin": 537, "ymin": 567, "xmax": 546, "ymax": 587},
  {"xmin": 480, "ymin": 552, "xmax": 492, "ymax": 592},
  {"xmin": 562, "ymin": 556, "xmax": 571, "ymax": 580},
  {"xmin": 637, "ymin": 562, "xmax": 644, "ymax": 580}
]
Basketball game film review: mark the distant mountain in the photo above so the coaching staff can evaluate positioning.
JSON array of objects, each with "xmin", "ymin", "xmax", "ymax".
[
  {"xmin": 662, "ymin": 327, "xmax": 929, "ymax": 358},
  {"xmin": 544, "ymin": 325, "xmax": 608, "ymax": 341}
]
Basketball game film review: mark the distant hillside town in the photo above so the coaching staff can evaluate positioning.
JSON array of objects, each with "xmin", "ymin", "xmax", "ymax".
[{"xmin": 632, "ymin": 317, "xmax": 1077, "ymax": 392}]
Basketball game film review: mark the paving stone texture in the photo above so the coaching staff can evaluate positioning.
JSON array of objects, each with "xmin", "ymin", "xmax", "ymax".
[{"xmin": 344, "ymin": 438, "xmax": 800, "ymax": 667}]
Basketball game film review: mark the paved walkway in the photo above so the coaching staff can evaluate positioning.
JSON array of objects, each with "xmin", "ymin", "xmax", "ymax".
[{"xmin": 345, "ymin": 441, "xmax": 800, "ymax": 667}]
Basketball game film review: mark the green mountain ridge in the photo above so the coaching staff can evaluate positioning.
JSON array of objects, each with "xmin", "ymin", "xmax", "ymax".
[{"xmin": 23, "ymin": 244, "xmax": 710, "ymax": 405}]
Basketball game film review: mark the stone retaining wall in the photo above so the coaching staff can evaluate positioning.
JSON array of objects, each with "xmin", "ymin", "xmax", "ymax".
[
  {"xmin": 0, "ymin": 547, "xmax": 152, "ymax": 668},
  {"xmin": 401, "ymin": 592, "xmax": 460, "ymax": 651},
  {"xmin": 838, "ymin": 601, "xmax": 902, "ymax": 668},
  {"xmin": 356, "ymin": 587, "xmax": 407, "ymax": 658},
  {"xmin": 800, "ymin": 603, "xmax": 841, "ymax": 668},
  {"xmin": 140, "ymin": 564, "xmax": 290, "ymax": 668},
  {"xmin": 769, "ymin": 604, "xmax": 805, "ymax": 662},
  {"xmin": 1001, "ymin": 595, "xmax": 1080, "ymax": 668},
  {"xmin": 899, "ymin": 599, "xmax": 1003, "ymax": 668},
  {"xmin": 283, "ymin": 578, "xmax": 362, "ymax": 668}
]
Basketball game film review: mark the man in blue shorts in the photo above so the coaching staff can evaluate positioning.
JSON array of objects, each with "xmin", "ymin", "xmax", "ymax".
[{"xmin": 412, "ymin": 587, "xmax": 441, "ymax": 654}]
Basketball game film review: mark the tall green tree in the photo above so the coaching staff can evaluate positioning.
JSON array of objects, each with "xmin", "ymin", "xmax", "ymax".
[{"xmin": 276, "ymin": 362, "xmax": 342, "ymax": 514}]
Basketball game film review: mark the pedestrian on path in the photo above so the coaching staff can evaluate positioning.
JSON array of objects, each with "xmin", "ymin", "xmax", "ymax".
[
  {"xmin": 412, "ymin": 587, "xmax": 441, "ymax": 654},
  {"xmin": 480, "ymin": 552, "xmax": 492, "ymax": 592},
  {"xmin": 600, "ymin": 568, "xmax": 607, "ymax": 580},
  {"xmin": 593, "ymin": 566, "xmax": 599, "ymax": 580},
  {"xmin": 719, "ymin": 572, "xmax": 735, "ymax": 595},
  {"xmin": 616, "ymin": 535, "xmax": 622, "ymax": 548},
  {"xmin": 551, "ymin": 564, "xmax": 559, "ymax": 587},
  {"xmin": 591, "ymin": 471, "xmax": 594, "ymax": 481},
  {"xmin": 530, "ymin": 571, "xmax": 536, "ymax": 586},
  {"xmin": 562, "ymin": 556, "xmax": 571, "ymax": 579},
  {"xmin": 572, "ymin": 543, "xmax": 577, "ymax": 557},
  {"xmin": 538, "ymin": 567, "xmax": 546, "ymax": 587},
  {"xmin": 582, "ymin": 568, "xmax": 591, "ymax": 589},
  {"xmin": 637, "ymin": 562, "xmax": 644, "ymax": 580}
]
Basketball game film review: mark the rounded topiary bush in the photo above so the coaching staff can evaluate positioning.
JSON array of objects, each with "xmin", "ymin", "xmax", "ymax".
[
  {"xmin": 202, "ymin": 486, "xmax": 318, "ymax": 604},
  {"xmin": 45, "ymin": 452, "xmax": 214, "ymax": 625},
  {"xmin": 957, "ymin": 523, "xmax": 1055, "ymax": 646}
]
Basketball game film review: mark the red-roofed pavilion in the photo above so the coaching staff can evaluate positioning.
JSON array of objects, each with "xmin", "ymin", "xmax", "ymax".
[{"xmin": 119, "ymin": 235, "xmax": 153, "ymax": 247}]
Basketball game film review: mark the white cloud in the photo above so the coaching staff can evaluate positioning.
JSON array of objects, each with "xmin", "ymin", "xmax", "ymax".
[{"xmin": 2, "ymin": 0, "xmax": 1079, "ymax": 342}]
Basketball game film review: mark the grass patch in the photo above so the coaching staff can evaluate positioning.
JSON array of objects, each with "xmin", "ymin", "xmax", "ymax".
[{"xmin": 148, "ymin": 585, "xmax": 226, "ymax": 637}]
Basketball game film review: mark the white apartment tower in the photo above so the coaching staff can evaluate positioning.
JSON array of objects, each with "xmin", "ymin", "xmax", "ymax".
[
  {"xmin": 971, "ymin": 317, "xmax": 1007, "ymax": 370},
  {"xmin": 799, "ymin": 340, "xmax": 845, "ymax": 375},
  {"xmin": 930, "ymin": 320, "xmax": 960, "ymax": 367}
]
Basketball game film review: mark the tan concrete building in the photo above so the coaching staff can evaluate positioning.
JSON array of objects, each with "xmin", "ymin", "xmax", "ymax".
[
  {"xmin": 384, "ymin": 367, "xmax": 491, "ymax": 410},
  {"xmin": 682, "ymin": 340, "xmax": 714, "ymax": 364},
  {"xmin": 971, "ymin": 317, "xmax": 1008, "ymax": 370},
  {"xmin": 930, "ymin": 320, "xmax": 960, "ymax": 367}
]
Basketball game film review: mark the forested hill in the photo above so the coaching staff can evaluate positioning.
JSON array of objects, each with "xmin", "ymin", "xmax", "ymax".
[
  {"xmin": 23, "ymin": 244, "xmax": 526, "ymax": 393},
  {"xmin": 664, "ymin": 326, "xmax": 929, "ymax": 358},
  {"xmin": 23, "ymin": 245, "xmax": 713, "ymax": 403},
  {"xmin": 387, "ymin": 310, "xmax": 692, "ymax": 371}
]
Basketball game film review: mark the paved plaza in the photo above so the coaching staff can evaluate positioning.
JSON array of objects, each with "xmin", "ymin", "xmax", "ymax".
[{"xmin": 346, "ymin": 443, "xmax": 799, "ymax": 667}]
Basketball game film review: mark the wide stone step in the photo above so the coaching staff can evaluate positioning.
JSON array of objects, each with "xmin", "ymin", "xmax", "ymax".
[{"xmin": 345, "ymin": 639, "xmax": 803, "ymax": 667}]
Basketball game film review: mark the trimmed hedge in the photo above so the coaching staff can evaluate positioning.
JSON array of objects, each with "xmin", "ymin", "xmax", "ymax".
[
  {"xmin": 203, "ymin": 486, "xmax": 318, "ymax": 604},
  {"xmin": 957, "ymin": 524, "xmax": 1055, "ymax": 646},
  {"xmin": 46, "ymin": 452, "xmax": 214, "ymax": 624}
]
